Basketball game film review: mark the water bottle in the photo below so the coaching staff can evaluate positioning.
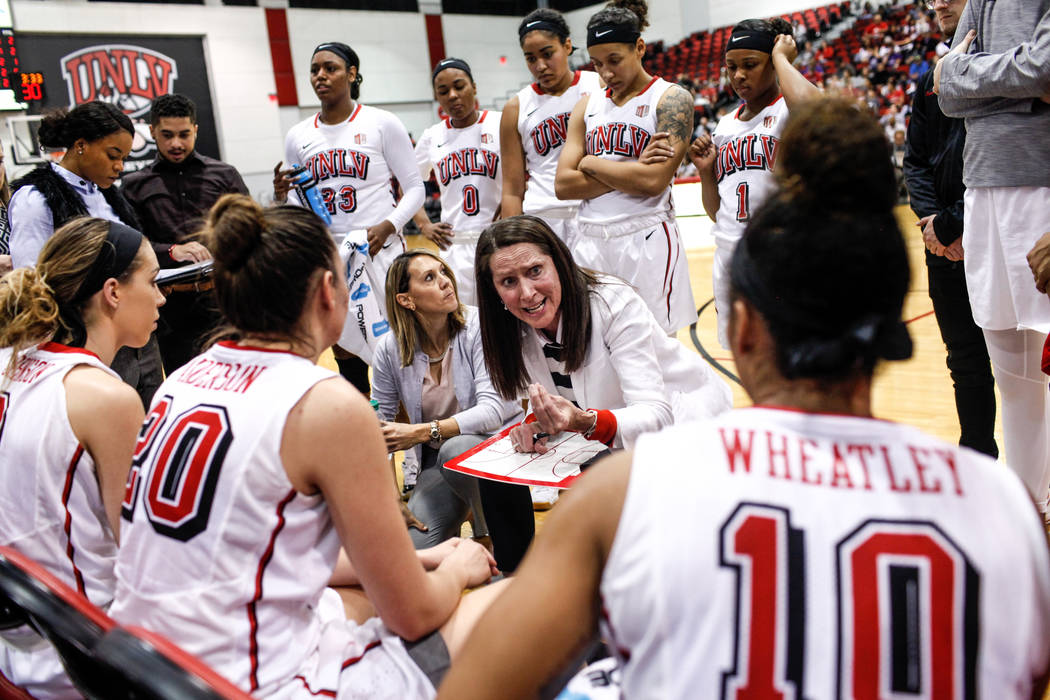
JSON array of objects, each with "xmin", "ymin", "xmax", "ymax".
[{"xmin": 287, "ymin": 164, "xmax": 331, "ymax": 225}]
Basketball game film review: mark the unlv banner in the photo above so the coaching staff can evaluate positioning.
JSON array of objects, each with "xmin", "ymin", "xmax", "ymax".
[{"xmin": 16, "ymin": 34, "xmax": 218, "ymax": 174}]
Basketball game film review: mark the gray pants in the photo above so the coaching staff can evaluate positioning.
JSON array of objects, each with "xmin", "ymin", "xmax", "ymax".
[{"xmin": 408, "ymin": 434, "xmax": 488, "ymax": 548}]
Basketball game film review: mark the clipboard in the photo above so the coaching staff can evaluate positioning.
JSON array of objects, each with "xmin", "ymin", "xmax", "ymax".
[{"xmin": 442, "ymin": 425, "xmax": 608, "ymax": 488}]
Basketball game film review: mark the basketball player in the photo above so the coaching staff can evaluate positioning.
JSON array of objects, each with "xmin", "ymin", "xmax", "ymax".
[
  {"xmin": 501, "ymin": 8, "xmax": 602, "ymax": 247},
  {"xmin": 412, "ymin": 58, "xmax": 501, "ymax": 305},
  {"xmin": 689, "ymin": 18, "xmax": 819, "ymax": 348},
  {"xmin": 438, "ymin": 99, "xmax": 1050, "ymax": 700},
  {"xmin": 555, "ymin": 0, "xmax": 696, "ymax": 334},
  {"xmin": 274, "ymin": 42, "xmax": 425, "ymax": 393},
  {"xmin": 112, "ymin": 195, "xmax": 502, "ymax": 699},
  {"xmin": 0, "ymin": 219, "xmax": 164, "ymax": 697}
]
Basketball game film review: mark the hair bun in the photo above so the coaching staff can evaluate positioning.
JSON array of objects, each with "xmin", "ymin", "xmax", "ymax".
[
  {"xmin": 207, "ymin": 194, "xmax": 266, "ymax": 272},
  {"xmin": 610, "ymin": 0, "xmax": 649, "ymax": 29},
  {"xmin": 37, "ymin": 109, "xmax": 71, "ymax": 149}
]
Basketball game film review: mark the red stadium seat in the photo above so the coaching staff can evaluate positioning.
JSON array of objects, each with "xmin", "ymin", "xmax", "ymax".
[{"xmin": 0, "ymin": 546, "xmax": 251, "ymax": 700}]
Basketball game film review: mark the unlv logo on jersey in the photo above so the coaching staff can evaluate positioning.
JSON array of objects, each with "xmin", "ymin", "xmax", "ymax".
[
  {"xmin": 636, "ymin": 104, "xmax": 650, "ymax": 118},
  {"xmin": 60, "ymin": 44, "xmax": 178, "ymax": 118},
  {"xmin": 763, "ymin": 115, "xmax": 777, "ymax": 128}
]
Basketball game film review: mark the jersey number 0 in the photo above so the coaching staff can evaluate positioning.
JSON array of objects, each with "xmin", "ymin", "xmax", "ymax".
[{"xmin": 121, "ymin": 396, "xmax": 234, "ymax": 542}]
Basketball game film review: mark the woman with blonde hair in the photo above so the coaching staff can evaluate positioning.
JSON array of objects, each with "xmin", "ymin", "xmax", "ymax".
[
  {"xmin": 373, "ymin": 248, "xmax": 535, "ymax": 572},
  {"xmin": 0, "ymin": 217, "xmax": 164, "ymax": 697}
]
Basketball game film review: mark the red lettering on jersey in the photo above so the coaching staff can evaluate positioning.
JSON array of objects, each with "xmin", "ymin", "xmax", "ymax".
[
  {"xmin": 742, "ymin": 134, "xmax": 764, "ymax": 168},
  {"xmin": 720, "ymin": 427, "xmax": 755, "ymax": 473},
  {"xmin": 829, "ymin": 443, "xmax": 855, "ymax": 489},
  {"xmin": 629, "ymin": 125, "xmax": 651, "ymax": 157},
  {"xmin": 766, "ymin": 431, "xmax": 791, "ymax": 480},
  {"xmin": 233, "ymin": 365, "xmax": 267, "ymax": 394},
  {"xmin": 8, "ymin": 358, "xmax": 52, "ymax": 384},
  {"xmin": 880, "ymin": 445, "xmax": 912, "ymax": 492},
  {"xmin": 846, "ymin": 444, "xmax": 875, "ymax": 490},
  {"xmin": 798, "ymin": 437, "xmax": 822, "ymax": 485},
  {"xmin": 936, "ymin": 448, "xmax": 964, "ymax": 496},
  {"xmin": 760, "ymin": 135, "xmax": 779, "ymax": 168},
  {"xmin": 313, "ymin": 150, "xmax": 336, "ymax": 179},
  {"xmin": 908, "ymin": 445, "xmax": 943, "ymax": 494}
]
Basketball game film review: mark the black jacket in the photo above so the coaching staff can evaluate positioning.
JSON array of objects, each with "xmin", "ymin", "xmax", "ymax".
[
  {"xmin": 904, "ymin": 68, "xmax": 965, "ymax": 251},
  {"xmin": 11, "ymin": 164, "xmax": 141, "ymax": 231}
]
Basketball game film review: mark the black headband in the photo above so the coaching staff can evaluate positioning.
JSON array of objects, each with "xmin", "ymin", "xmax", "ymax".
[
  {"xmin": 587, "ymin": 24, "xmax": 640, "ymax": 48},
  {"xmin": 519, "ymin": 19, "xmax": 565, "ymax": 41},
  {"xmin": 727, "ymin": 27, "xmax": 777, "ymax": 53},
  {"xmin": 72, "ymin": 221, "xmax": 143, "ymax": 304},
  {"xmin": 313, "ymin": 42, "xmax": 359, "ymax": 69},
  {"xmin": 729, "ymin": 237, "xmax": 911, "ymax": 375},
  {"xmin": 432, "ymin": 58, "xmax": 473, "ymax": 83}
]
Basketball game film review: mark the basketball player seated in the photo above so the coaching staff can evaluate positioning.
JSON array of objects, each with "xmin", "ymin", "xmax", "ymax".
[
  {"xmin": 437, "ymin": 98, "xmax": 1050, "ymax": 699},
  {"xmin": 111, "ymin": 195, "xmax": 505, "ymax": 699}
]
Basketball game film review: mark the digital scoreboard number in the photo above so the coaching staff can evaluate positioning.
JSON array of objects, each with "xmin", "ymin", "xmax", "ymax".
[
  {"xmin": 0, "ymin": 28, "xmax": 17, "ymax": 92},
  {"xmin": 18, "ymin": 71, "xmax": 42, "ymax": 102}
]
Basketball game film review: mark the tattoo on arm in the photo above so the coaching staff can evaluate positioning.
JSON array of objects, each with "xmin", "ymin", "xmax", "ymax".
[{"xmin": 656, "ymin": 86, "xmax": 694, "ymax": 147}]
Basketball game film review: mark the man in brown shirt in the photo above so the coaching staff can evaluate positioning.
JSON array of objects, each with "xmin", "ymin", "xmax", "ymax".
[{"xmin": 123, "ymin": 94, "xmax": 248, "ymax": 372}]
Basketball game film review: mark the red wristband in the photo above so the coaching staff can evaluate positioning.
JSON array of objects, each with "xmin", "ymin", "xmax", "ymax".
[
  {"xmin": 585, "ymin": 409, "xmax": 617, "ymax": 446},
  {"xmin": 167, "ymin": 245, "xmax": 178, "ymax": 261}
]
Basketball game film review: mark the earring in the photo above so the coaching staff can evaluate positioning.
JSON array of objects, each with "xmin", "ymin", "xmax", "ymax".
[
  {"xmin": 77, "ymin": 148, "xmax": 83, "ymax": 155},
  {"xmin": 502, "ymin": 302, "xmax": 507, "ymax": 311}
]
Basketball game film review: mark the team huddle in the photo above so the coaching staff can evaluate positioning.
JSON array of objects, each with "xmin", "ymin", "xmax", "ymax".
[{"xmin": 2, "ymin": 0, "xmax": 1050, "ymax": 697}]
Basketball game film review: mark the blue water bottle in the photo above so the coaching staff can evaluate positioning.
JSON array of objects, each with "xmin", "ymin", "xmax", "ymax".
[{"xmin": 288, "ymin": 164, "xmax": 331, "ymax": 225}]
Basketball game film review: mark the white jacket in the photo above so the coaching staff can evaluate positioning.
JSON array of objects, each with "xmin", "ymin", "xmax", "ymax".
[{"xmin": 521, "ymin": 279, "xmax": 732, "ymax": 448}]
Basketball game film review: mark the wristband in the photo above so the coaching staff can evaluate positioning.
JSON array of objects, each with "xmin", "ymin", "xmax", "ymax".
[{"xmin": 583, "ymin": 409, "xmax": 617, "ymax": 446}]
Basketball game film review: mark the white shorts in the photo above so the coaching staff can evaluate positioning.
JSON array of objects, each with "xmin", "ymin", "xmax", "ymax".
[
  {"xmin": 443, "ymin": 231, "xmax": 483, "ymax": 307},
  {"xmin": 711, "ymin": 236, "xmax": 737, "ymax": 349},
  {"xmin": 0, "ymin": 634, "xmax": 77, "ymax": 700},
  {"xmin": 575, "ymin": 218, "xmax": 696, "ymax": 334},
  {"xmin": 963, "ymin": 186, "xmax": 1050, "ymax": 333},
  {"xmin": 526, "ymin": 207, "xmax": 580, "ymax": 251},
  {"xmin": 261, "ymin": 589, "xmax": 435, "ymax": 700}
]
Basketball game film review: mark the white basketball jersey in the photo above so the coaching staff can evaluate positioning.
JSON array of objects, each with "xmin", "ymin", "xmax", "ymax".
[
  {"xmin": 416, "ymin": 111, "xmax": 501, "ymax": 234},
  {"xmin": 0, "ymin": 343, "xmax": 118, "ymax": 609},
  {"xmin": 517, "ymin": 70, "xmax": 602, "ymax": 214},
  {"xmin": 579, "ymin": 77, "xmax": 675, "ymax": 226},
  {"xmin": 710, "ymin": 96, "xmax": 788, "ymax": 244},
  {"xmin": 284, "ymin": 105, "xmax": 407, "ymax": 236},
  {"xmin": 112, "ymin": 343, "xmax": 341, "ymax": 694},
  {"xmin": 601, "ymin": 408, "xmax": 1050, "ymax": 699}
]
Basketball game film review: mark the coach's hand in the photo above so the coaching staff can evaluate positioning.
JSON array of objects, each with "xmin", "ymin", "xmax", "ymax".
[
  {"xmin": 367, "ymin": 220, "xmax": 396, "ymax": 257},
  {"xmin": 420, "ymin": 220, "xmax": 454, "ymax": 250},
  {"xmin": 381, "ymin": 420, "xmax": 427, "ymax": 453},
  {"xmin": 1027, "ymin": 232, "xmax": 1050, "ymax": 294},
  {"xmin": 944, "ymin": 238, "xmax": 964, "ymax": 262},
  {"xmin": 933, "ymin": 29, "xmax": 976, "ymax": 94},
  {"xmin": 170, "ymin": 241, "xmax": 212, "ymax": 264}
]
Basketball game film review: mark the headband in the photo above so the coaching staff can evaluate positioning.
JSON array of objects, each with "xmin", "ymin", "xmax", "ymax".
[
  {"xmin": 726, "ymin": 27, "xmax": 777, "ymax": 53},
  {"xmin": 313, "ymin": 42, "xmax": 359, "ymax": 69},
  {"xmin": 72, "ymin": 221, "xmax": 143, "ymax": 304},
  {"xmin": 729, "ymin": 237, "xmax": 911, "ymax": 375},
  {"xmin": 432, "ymin": 57, "xmax": 473, "ymax": 83},
  {"xmin": 587, "ymin": 24, "xmax": 640, "ymax": 48},
  {"xmin": 519, "ymin": 19, "xmax": 565, "ymax": 41}
]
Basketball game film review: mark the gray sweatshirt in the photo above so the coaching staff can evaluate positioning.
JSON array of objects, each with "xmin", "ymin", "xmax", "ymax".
[{"xmin": 938, "ymin": 0, "xmax": 1050, "ymax": 188}]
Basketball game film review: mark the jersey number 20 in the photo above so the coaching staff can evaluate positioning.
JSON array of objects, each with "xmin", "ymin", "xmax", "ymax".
[
  {"xmin": 720, "ymin": 503, "xmax": 979, "ymax": 700},
  {"xmin": 121, "ymin": 396, "xmax": 233, "ymax": 542}
]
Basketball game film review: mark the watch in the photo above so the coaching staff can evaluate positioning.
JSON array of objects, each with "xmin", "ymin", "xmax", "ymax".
[{"xmin": 429, "ymin": 420, "xmax": 442, "ymax": 442}]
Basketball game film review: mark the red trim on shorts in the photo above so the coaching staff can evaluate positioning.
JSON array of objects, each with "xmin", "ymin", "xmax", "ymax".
[
  {"xmin": 341, "ymin": 640, "xmax": 383, "ymax": 669},
  {"xmin": 661, "ymin": 222, "xmax": 674, "ymax": 324},
  {"xmin": 61, "ymin": 445, "xmax": 87, "ymax": 595},
  {"xmin": 0, "ymin": 663, "xmax": 34, "ymax": 700},
  {"xmin": 38, "ymin": 342, "xmax": 100, "ymax": 360},
  {"xmin": 246, "ymin": 489, "xmax": 298, "ymax": 691},
  {"xmin": 294, "ymin": 674, "xmax": 337, "ymax": 697}
]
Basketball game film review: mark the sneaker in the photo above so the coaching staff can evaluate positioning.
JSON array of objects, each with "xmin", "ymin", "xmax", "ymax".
[{"xmin": 531, "ymin": 485, "xmax": 560, "ymax": 511}]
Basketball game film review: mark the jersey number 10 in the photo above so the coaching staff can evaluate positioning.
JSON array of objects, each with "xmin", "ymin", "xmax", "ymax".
[{"xmin": 720, "ymin": 503, "xmax": 979, "ymax": 700}]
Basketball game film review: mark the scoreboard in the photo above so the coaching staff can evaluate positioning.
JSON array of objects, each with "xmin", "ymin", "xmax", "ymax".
[{"xmin": 0, "ymin": 1, "xmax": 33, "ymax": 110}]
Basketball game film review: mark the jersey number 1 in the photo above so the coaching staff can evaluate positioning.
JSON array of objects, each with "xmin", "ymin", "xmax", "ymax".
[
  {"xmin": 720, "ymin": 503, "xmax": 979, "ymax": 700},
  {"xmin": 735, "ymin": 182, "xmax": 750, "ymax": 223}
]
